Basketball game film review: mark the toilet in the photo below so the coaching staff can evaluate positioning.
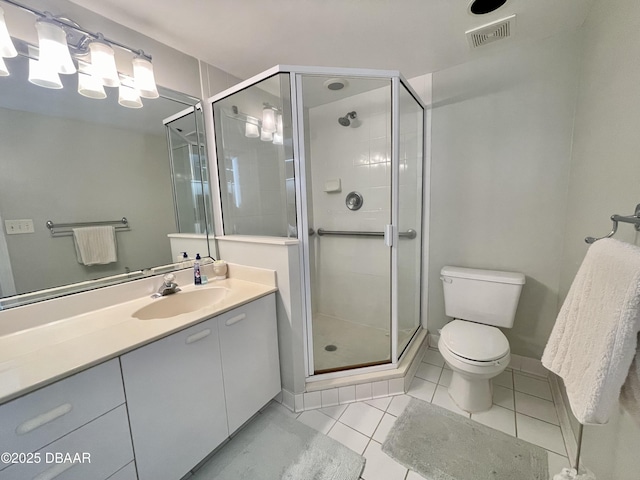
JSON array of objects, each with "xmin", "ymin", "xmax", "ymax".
[{"xmin": 438, "ymin": 266, "xmax": 525, "ymax": 413}]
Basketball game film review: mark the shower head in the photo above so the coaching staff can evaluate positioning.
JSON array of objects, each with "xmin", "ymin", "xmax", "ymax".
[{"xmin": 338, "ymin": 111, "xmax": 357, "ymax": 127}]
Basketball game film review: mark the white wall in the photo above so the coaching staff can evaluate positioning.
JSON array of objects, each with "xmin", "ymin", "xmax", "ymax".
[
  {"xmin": 558, "ymin": 0, "xmax": 640, "ymax": 476},
  {"xmin": 428, "ymin": 31, "xmax": 582, "ymax": 358}
]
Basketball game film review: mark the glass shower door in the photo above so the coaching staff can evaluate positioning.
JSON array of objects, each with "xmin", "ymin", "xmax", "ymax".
[
  {"xmin": 299, "ymin": 74, "xmax": 393, "ymax": 373},
  {"xmin": 395, "ymin": 81, "xmax": 424, "ymax": 357}
]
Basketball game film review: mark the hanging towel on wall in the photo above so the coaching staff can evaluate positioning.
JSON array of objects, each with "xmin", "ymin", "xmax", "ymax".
[
  {"xmin": 541, "ymin": 238, "xmax": 640, "ymax": 424},
  {"xmin": 620, "ymin": 336, "xmax": 640, "ymax": 426},
  {"xmin": 72, "ymin": 226, "xmax": 118, "ymax": 266}
]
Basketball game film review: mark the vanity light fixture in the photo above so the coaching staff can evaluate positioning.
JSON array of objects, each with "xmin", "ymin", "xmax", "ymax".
[
  {"xmin": 28, "ymin": 57, "xmax": 62, "ymax": 88},
  {"xmin": 0, "ymin": 6, "xmax": 17, "ymax": 58},
  {"xmin": 262, "ymin": 104, "xmax": 276, "ymax": 133},
  {"xmin": 77, "ymin": 65, "xmax": 106, "ymax": 99},
  {"xmin": 88, "ymin": 37, "xmax": 119, "ymax": 87},
  {"xmin": 0, "ymin": 56, "xmax": 8, "ymax": 76},
  {"xmin": 260, "ymin": 128, "xmax": 273, "ymax": 142},
  {"xmin": 0, "ymin": 0, "xmax": 160, "ymax": 106},
  {"xmin": 272, "ymin": 113, "xmax": 283, "ymax": 145},
  {"xmin": 132, "ymin": 53, "xmax": 158, "ymax": 98},
  {"xmin": 34, "ymin": 17, "xmax": 75, "ymax": 75},
  {"xmin": 118, "ymin": 80, "xmax": 143, "ymax": 109},
  {"xmin": 245, "ymin": 119, "xmax": 260, "ymax": 138}
]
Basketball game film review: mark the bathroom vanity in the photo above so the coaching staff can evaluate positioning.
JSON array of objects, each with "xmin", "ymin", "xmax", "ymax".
[{"xmin": 0, "ymin": 267, "xmax": 280, "ymax": 480}]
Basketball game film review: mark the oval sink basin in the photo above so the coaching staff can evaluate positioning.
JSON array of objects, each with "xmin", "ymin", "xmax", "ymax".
[{"xmin": 133, "ymin": 287, "xmax": 229, "ymax": 320}]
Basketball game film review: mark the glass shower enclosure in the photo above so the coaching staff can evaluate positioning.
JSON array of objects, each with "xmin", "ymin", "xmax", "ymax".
[{"xmin": 211, "ymin": 66, "xmax": 425, "ymax": 377}]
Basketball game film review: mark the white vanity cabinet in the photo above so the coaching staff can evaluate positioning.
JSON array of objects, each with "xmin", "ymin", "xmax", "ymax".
[
  {"xmin": 0, "ymin": 359, "xmax": 133, "ymax": 480},
  {"xmin": 217, "ymin": 293, "xmax": 280, "ymax": 433},
  {"xmin": 120, "ymin": 317, "xmax": 229, "ymax": 480}
]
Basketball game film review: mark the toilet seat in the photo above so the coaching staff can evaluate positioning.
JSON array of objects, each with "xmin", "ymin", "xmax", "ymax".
[{"xmin": 440, "ymin": 320, "xmax": 509, "ymax": 365}]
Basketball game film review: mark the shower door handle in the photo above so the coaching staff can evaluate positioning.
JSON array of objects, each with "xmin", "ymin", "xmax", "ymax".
[{"xmin": 384, "ymin": 224, "xmax": 394, "ymax": 247}]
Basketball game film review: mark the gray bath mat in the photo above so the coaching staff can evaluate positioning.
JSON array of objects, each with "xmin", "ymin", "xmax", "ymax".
[
  {"xmin": 192, "ymin": 404, "xmax": 365, "ymax": 480},
  {"xmin": 382, "ymin": 397, "xmax": 549, "ymax": 480}
]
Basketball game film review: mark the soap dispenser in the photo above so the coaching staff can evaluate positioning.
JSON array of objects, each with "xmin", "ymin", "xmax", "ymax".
[
  {"xmin": 177, "ymin": 251, "xmax": 189, "ymax": 268},
  {"xmin": 194, "ymin": 253, "xmax": 202, "ymax": 285}
]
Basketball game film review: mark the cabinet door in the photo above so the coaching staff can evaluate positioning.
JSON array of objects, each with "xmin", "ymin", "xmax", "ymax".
[
  {"xmin": 218, "ymin": 294, "xmax": 281, "ymax": 433},
  {"xmin": 120, "ymin": 318, "xmax": 227, "ymax": 480}
]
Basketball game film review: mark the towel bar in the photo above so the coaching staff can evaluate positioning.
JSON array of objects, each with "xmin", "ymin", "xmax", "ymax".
[
  {"xmin": 585, "ymin": 203, "xmax": 640, "ymax": 243},
  {"xmin": 46, "ymin": 217, "xmax": 129, "ymax": 236}
]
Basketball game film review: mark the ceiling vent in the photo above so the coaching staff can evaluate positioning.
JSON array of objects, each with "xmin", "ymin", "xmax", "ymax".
[{"xmin": 466, "ymin": 14, "xmax": 515, "ymax": 49}]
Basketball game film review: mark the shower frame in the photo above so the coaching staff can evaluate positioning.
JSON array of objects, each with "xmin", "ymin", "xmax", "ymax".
[{"xmin": 208, "ymin": 65, "xmax": 429, "ymax": 382}]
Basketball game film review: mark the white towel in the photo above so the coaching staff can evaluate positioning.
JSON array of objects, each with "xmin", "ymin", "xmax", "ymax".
[
  {"xmin": 541, "ymin": 238, "xmax": 640, "ymax": 424},
  {"xmin": 620, "ymin": 335, "xmax": 640, "ymax": 426},
  {"xmin": 72, "ymin": 226, "xmax": 117, "ymax": 266}
]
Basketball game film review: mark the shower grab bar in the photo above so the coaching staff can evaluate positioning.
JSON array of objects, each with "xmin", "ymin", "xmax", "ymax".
[
  {"xmin": 46, "ymin": 217, "xmax": 129, "ymax": 236},
  {"xmin": 585, "ymin": 203, "xmax": 640, "ymax": 243},
  {"xmin": 316, "ymin": 228, "xmax": 417, "ymax": 239}
]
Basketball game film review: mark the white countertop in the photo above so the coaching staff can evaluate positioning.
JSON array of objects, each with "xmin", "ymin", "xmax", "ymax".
[{"xmin": 0, "ymin": 269, "xmax": 277, "ymax": 405}]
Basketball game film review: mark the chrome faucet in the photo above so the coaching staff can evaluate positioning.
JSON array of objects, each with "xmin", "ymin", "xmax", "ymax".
[{"xmin": 152, "ymin": 273, "xmax": 180, "ymax": 298}]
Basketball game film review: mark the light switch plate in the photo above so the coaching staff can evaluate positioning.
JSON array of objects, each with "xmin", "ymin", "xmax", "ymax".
[{"xmin": 5, "ymin": 219, "xmax": 35, "ymax": 234}]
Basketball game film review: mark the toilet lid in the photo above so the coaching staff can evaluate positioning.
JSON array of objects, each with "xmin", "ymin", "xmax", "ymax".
[{"xmin": 441, "ymin": 320, "xmax": 509, "ymax": 362}]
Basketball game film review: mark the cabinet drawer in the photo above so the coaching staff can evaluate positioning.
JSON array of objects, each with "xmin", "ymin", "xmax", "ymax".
[
  {"xmin": 0, "ymin": 359, "xmax": 125, "ymax": 468},
  {"xmin": 0, "ymin": 405, "xmax": 134, "ymax": 480},
  {"xmin": 218, "ymin": 293, "xmax": 280, "ymax": 433}
]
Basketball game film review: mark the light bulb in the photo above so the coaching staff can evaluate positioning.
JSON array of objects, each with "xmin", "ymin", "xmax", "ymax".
[
  {"xmin": 245, "ymin": 121, "xmax": 259, "ymax": 138},
  {"xmin": 77, "ymin": 69, "xmax": 106, "ymax": 99},
  {"xmin": 260, "ymin": 128, "xmax": 273, "ymax": 142},
  {"xmin": 118, "ymin": 82, "xmax": 142, "ymax": 108},
  {"xmin": 89, "ymin": 40, "xmax": 119, "ymax": 87},
  {"xmin": 262, "ymin": 106, "xmax": 276, "ymax": 133},
  {"xmin": 28, "ymin": 58, "xmax": 62, "ymax": 89},
  {"xmin": 35, "ymin": 19, "xmax": 75, "ymax": 75},
  {"xmin": 132, "ymin": 55, "xmax": 158, "ymax": 99},
  {"xmin": 0, "ymin": 7, "xmax": 17, "ymax": 58}
]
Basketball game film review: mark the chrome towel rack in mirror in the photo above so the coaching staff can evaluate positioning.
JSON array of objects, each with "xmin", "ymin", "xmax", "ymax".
[
  {"xmin": 46, "ymin": 217, "xmax": 129, "ymax": 237},
  {"xmin": 585, "ymin": 204, "xmax": 640, "ymax": 243}
]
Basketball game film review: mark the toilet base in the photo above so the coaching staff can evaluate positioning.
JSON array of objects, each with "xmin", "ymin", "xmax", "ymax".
[{"xmin": 448, "ymin": 371, "xmax": 493, "ymax": 413}]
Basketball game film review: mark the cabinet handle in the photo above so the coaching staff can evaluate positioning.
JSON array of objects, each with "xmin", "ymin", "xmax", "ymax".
[
  {"xmin": 225, "ymin": 313, "xmax": 246, "ymax": 326},
  {"xmin": 16, "ymin": 403, "xmax": 73, "ymax": 435},
  {"xmin": 33, "ymin": 461, "xmax": 77, "ymax": 480},
  {"xmin": 186, "ymin": 329, "xmax": 211, "ymax": 344}
]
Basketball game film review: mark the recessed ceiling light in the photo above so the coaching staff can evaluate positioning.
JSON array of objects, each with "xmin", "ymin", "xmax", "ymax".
[{"xmin": 469, "ymin": 0, "xmax": 508, "ymax": 15}]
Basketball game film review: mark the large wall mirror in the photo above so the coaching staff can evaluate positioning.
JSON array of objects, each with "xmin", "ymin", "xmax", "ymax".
[{"xmin": 0, "ymin": 42, "xmax": 213, "ymax": 310}]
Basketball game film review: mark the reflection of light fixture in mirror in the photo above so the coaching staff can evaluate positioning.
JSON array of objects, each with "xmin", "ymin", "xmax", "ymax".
[
  {"xmin": 132, "ymin": 54, "xmax": 158, "ymax": 98},
  {"xmin": 0, "ymin": 56, "xmax": 8, "ymax": 76},
  {"xmin": 77, "ymin": 67, "xmax": 106, "ymax": 99},
  {"xmin": 0, "ymin": 7, "xmax": 17, "ymax": 58},
  {"xmin": 272, "ymin": 113, "xmax": 283, "ymax": 145},
  {"xmin": 118, "ymin": 81, "xmax": 142, "ymax": 108},
  {"xmin": 35, "ymin": 18, "xmax": 76, "ymax": 75},
  {"xmin": 28, "ymin": 58, "xmax": 62, "ymax": 89},
  {"xmin": 89, "ymin": 38, "xmax": 119, "ymax": 87},
  {"xmin": 260, "ymin": 128, "xmax": 273, "ymax": 142},
  {"xmin": 262, "ymin": 105, "xmax": 276, "ymax": 133},
  {"xmin": 245, "ymin": 119, "xmax": 259, "ymax": 138}
]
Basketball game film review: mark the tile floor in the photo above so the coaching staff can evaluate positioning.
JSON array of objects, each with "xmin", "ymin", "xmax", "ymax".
[{"xmin": 277, "ymin": 347, "xmax": 573, "ymax": 480}]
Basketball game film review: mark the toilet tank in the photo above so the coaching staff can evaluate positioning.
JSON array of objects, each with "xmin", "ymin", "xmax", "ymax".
[{"xmin": 440, "ymin": 266, "xmax": 525, "ymax": 328}]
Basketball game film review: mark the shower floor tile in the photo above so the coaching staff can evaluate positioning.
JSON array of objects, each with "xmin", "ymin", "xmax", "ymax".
[{"xmin": 312, "ymin": 313, "xmax": 415, "ymax": 372}]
